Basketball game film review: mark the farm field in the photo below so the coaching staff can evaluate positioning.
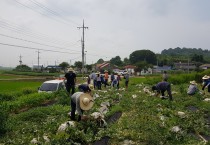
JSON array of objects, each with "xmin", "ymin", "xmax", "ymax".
[{"xmin": 0, "ymin": 73, "xmax": 210, "ymax": 144}]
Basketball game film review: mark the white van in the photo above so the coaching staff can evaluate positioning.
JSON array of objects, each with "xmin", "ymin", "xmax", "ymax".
[{"xmin": 38, "ymin": 80, "xmax": 65, "ymax": 93}]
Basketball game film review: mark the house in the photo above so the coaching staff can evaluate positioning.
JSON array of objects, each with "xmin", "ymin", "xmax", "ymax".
[
  {"xmin": 124, "ymin": 65, "xmax": 136, "ymax": 75},
  {"xmin": 152, "ymin": 65, "xmax": 172, "ymax": 73},
  {"xmin": 95, "ymin": 61, "xmax": 119, "ymax": 73},
  {"xmin": 199, "ymin": 64, "xmax": 210, "ymax": 70},
  {"xmin": 174, "ymin": 62, "xmax": 196, "ymax": 71}
]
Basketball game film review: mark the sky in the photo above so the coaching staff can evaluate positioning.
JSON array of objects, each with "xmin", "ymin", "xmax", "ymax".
[{"xmin": 0, "ymin": 0, "xmax": 210, "ymax": 68}]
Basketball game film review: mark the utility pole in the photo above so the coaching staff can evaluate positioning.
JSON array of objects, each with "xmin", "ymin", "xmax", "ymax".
[
  {"xmin": 78, "ymin": 20, "xmax": 88, "ymax": 79},
  {"xmin": 37, "ymin": 50, "xmax": 40, "ymax": 70},
  {"xmin": 19, "ymin": 54, "xmax": 22, "ymax": 65}
]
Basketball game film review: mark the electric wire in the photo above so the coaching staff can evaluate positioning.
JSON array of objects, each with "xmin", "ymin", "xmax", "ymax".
[
  {"xmin": 28, "ymin": 0, "xmax": 80, "ymax": 26},
  {"xmin": 0, "ymin": 42, "xmax": 80, "ymax": 54},
  {"xmin": 0, "ymin": 17, "xmax": 80, "ymax": 47},
  {"xmin": 0, "ymin": 33, "xmax": 81, "ymax": 52},
  {"xmin": 13, "ymin": 0, "xmax": 79, "ymax": 26}
]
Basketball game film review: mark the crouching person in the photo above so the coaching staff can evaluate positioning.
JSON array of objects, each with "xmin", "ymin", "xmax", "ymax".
[
  {"xmin": 187, "ymin": 80, "xmax": 199, "ymax": 96},
  {"xmin": 78, "ymin": 84, "xmax": 92, "ymax": 93},
  {"xmin": 70, "ymin": 92, "xmax": 94, "ymax": 121},
  {"xmin": 152, "ymin": 81, "xmax": 173, "ymax": 101}
]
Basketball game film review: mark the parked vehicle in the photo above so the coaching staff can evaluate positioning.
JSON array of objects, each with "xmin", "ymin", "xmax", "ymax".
[{"xmin": 38, "ymin": 80, "xmax": 65, "ymax": 93}]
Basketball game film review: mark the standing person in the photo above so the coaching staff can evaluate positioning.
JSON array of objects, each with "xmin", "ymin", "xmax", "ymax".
[
  {"xmin": 104, "ymin": 70, "xmax": 109, "ymax": 88},
  {"xmin": 202, "ymin": 75, "xmax": 210, "ymax": 93},
  {"xmin": 70, "ymin": 92, "xmax": 94, "ymax": 121},
  {"xmin": 111, "ymin": 72, "xmax": 115, "ymax": 86},
  {"xmin": 96, "ymin": 72, "xmax": 102, "ymax": 90},
  {"xmin": 90, "ymin": 71, "xmax": 97, "ymax": 89},
  {"xmin": 64, "ymin": 68, "xmax": 76, "ymax": 95},
  {"xmin": 162, "ymin": 71, "xmax": 169, "ymax": 81},
  {"xmin": 152, "ymin": 80, "xmax": 173, "ymax": 101},
  {"xmin": 87, "ymin": 75, "xmax": 91, "ymax": 85},
  {"xmin": 117, "ymin": 73, "xmax": 121, "ymax": 89},
  {"xmin": 124, "ymin": 72, "xmax": 129, "ymax": 90},
  {"xmin": 187, "ymin": 80, "xmax": 199, "ymax": 96}
]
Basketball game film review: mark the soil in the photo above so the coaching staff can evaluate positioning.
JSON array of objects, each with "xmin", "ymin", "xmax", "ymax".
[{"xmin": 106, "ymin": 111, "xmax": 122, "ymax": 124}]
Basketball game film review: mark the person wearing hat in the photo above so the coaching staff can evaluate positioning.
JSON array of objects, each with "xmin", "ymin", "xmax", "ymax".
[
  {"xmin": 64, "ymin": 67, "xmax": 76, "ymax": 95},
  {"xmin": 70, "ymin": 92, "xmax": 94, "ymax": 121},
  {"xmin": 152, "ymin": 80, "xmax": 173, "ymax": 101},
  {"xmin": 202, "ymin": 75, "xmax": 210, "ymax": 93},
  {"xmin": 187, "ymin": 80, "xmax": 199, "ymax": 96},
  {"xmin": 162, "ymin": 71, "xmax": 169, "ymax": 81}
]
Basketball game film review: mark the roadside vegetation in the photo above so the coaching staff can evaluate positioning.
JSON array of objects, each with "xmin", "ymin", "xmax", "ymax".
[{"xmin": 0, "ymin": 71, "xmax": 210, "ymax": 144}]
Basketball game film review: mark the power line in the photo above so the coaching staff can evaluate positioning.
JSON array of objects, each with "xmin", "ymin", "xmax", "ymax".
[
  {"xmin": 0, "ymin": 42, "xmax": 80, "ymax": 54},
  {"xmin": 0, "ymin": 17, "xmax": 79, "ymax": 47},
  {"xmin": 28, "ymin": 0, "xmax": 80, "ymax": 26},
  {"xmin": 0, "ymin": 33, "xmax": 81, "ymax": 52},
  {"xmin": 13, "ymin": 0, "xmax": 79, "ymax": 26}
]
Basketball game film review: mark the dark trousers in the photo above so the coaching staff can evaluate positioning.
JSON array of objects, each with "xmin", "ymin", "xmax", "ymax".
[
  {"xmin": 97, "ymin": 81, "xmax": 101, "ymax": 90},
  {"xmin": 66, "ymin": 84, "xmax": 75, "ymax": 95},
  {"xmin": 70, "ymin": 99, "xmax": 83, "ymax": 121},
  {"xmin": 93, "ymin": 80, "xmax": 97, "ymax": 89},
  {"xmin": 104, "ymin": 79, "xmax": 109, "ymax": 87}
]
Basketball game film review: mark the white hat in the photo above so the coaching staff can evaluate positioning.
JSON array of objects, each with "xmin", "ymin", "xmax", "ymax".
[
  {"xmin": 68, "ymin": 67, "xmax": 74, "ymax": 72},
  {"xmin": 190, "ymin": 80, "xmax": 197, "ymax": 85},
  {"xmin": 202, "ymin": 75, "xmax": 209, "ymax": 80},
  {"xmin": 80, "ymin": 93, "xmax": 94, "ymax": 111}
]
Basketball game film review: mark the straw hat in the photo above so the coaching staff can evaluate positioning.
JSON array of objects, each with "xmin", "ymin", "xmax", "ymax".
[
  {"xmin": 68, "ymin": 67, "xmax": 74, "ymax": 72},
  {"xmin": 190, "ymin": 80, "xmax": 197, "ymax": 85},
  {"xmin": 80, "ymin": 93, "xmax": 94, "ymax": 111},
  {"xmin": 104, "ymin": 70, "xmax": 108, "ymax": 73},
  {"xmin": 88, "ymin": 84, "xmax": 94, "ymax": 90},
  {"xmin": 202, "ymin": 75, "xmax": 209, "ymax": 80}
]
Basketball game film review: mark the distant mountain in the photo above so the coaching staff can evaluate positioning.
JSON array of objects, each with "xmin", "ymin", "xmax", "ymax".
[
  {"xmin": 0, "ymin": 66, "xmax": 13, "ymax": 70},
  {"xmin": 161, "ymin": 47, "xmax": 210, "ymax": 61}
]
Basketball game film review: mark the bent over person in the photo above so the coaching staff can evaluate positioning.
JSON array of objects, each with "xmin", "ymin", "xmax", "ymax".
[
  {"xmin": 152, "ymin": 81, "xmax": 173, "ymax": 101},
  {"xmin": 70, "ymin": 92, "xmax": 94, "ymax": 121}
]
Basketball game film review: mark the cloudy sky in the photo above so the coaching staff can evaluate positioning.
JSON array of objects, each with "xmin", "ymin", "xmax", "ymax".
[{"xmin": 0, "ymin": 0, "xmax": 210, "ymax": 67}]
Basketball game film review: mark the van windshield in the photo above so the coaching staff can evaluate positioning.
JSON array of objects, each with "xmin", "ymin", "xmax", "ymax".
[{"xmin": 39, "ymin": 83, "xmax": 58, "ymax": 91}]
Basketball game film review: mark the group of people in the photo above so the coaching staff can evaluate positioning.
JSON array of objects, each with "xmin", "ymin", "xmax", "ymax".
[
  {"xmin": 187, "ymin": 75, "xmax": 210, "ymax": 96},
  {"xmin": 63, "ymin": 68, "xmax": 130, "ymax": 122},
  {"xmin": 89, "ymin": 70, "xmax": 129, "ymax": 90},
  {"xmin": 152, "ymin": 71, "xmax": 210, "ymax": 101}
]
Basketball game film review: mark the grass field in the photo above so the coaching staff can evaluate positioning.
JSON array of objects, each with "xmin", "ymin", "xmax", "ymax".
[
  {"xmin": 0, "ymin": 81, "xmax": 42, "ymax": 93},
  {"xmin": 0, "ymin": 72, "xmax": 210, "ymax": 144}
]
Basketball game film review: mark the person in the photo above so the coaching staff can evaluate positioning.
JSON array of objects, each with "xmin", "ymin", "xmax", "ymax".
[
  {"xmin": 187, "ymin": 80, "xmax": 199, "ymax": 96},
  {"xmin": 104, "ymin": 70, "xmax": 109, "ymax": 88},
  {"xmin": 152, "ymin": 80, "xmax": 173, "ymax": 101},
  {"xmin": 202, "ymin": 75, "xmax": 210, "ymax": 93},
  {"xmin": 162, "ymin": 71, "xmax": 168, "ymax": 81},
  {"xmin": 96, "ymin": 72, "xmax": 102, "ymax": 90},
  {"xmin": 78, "ymin": 84, "xmax": 92, "ymax": 93},
  {"xmin": 70, "ymin": 92, "xmax": 94, "ymax": 121},
  {"xmin": 111, "ymin": 76, "xmax": 118, "ymax": 88},
  {"xmin": 90, "ymin": 71, "xmax": 97, "ymax": 89},
  {"xmin": 124, "ymin": 72, "xmax": 129, "ymax": 90},
  {"xmin": 87, "ymin": 75, "xmax": 91, "ymax": 85},
  {"xmin": 116, "ymin": 73, "xmax": 121, "ymax": 89},
  {"xmin": 111, "ymin": 72, "xmax": 115, "ymax": 84},
  {"xmin": 64, "ymin": 67, "xmax": 76, "ymax": 95}
]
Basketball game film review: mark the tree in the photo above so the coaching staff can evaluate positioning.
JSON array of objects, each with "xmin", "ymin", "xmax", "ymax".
[
  {"xmin": 74, "ymin": 61, "xmax": 82, "ymax": 69},
  {"xmin": 59, "ymin": 62, "xmax": 69, "ymax": 71},
  {"xmin": 97, "ymin": 58, "xmax": 104, "ymax": 64},
  {"xmin": 14, "ymin": 65, "xmax": 31, "ymax": 72},
  {"xmin": 110, "ymin": 56, "xmax": 123, "ymax": 66},
  {"xmin": 86, "ymin": 64, "xmax": 92, "ymax": 72},
  {"xmin": 123, "ymin": 57, "xmax": 130, "ymax": 65},
  {"xmin": 129, "ymin": 50, "xmax": 157, "ymax": 65}
]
